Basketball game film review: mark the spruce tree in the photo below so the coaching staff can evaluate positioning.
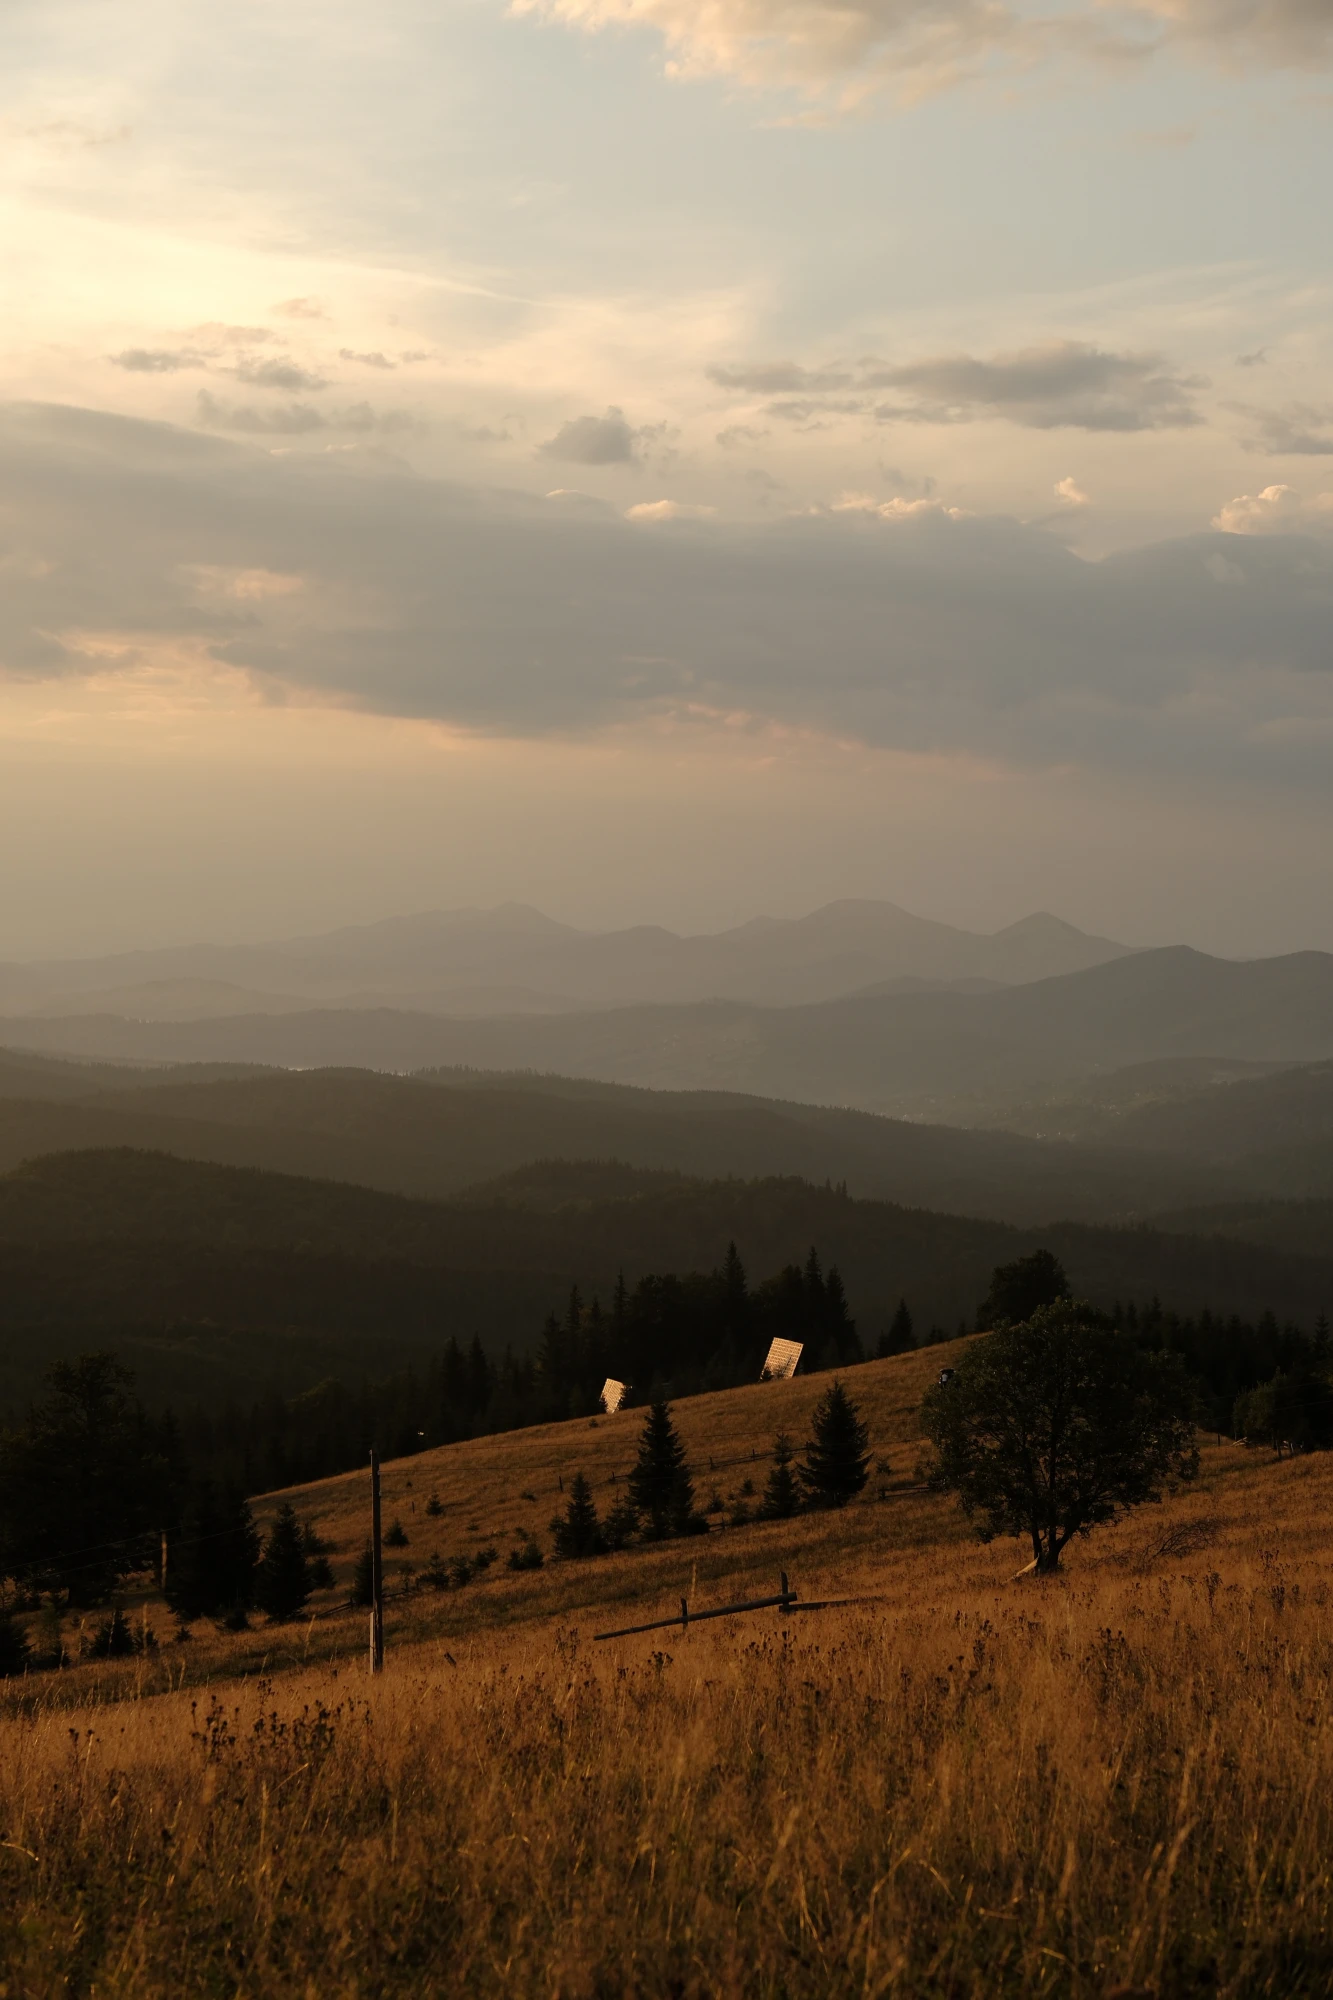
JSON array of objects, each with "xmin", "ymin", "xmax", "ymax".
[
  {"xmin": 761, "ymin": 1433, "xmax": 799, "ymax": 1519},
  {"xmin": 628, "ymin": 1400, "xmax": 697, "ymax": 1540},
  {"xmin": 878, "ymin": 1299, "xmax": 914, "ymax": 1357},
  {"xmin": 550, "ymin": 1472, "xmax": 605, "ymax": 1558},
  {"xmin": 799, "ymin": 1381, "xmax": 871, "ymax": 1509},
  {"xmin": 255, "ymin": 1502, "xmax": 312, "ymax": 1621},
  {"xmin": 166, "ymin": 1481, "xmax": 260, "ymax": 1622}
]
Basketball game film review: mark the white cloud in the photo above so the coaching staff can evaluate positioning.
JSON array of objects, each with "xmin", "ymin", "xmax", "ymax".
[
  {"xmin": 1213, "ymin": 483, "xmax": 1333, "ymax": 533},
  {"xmin": 830, "ymin": 491, "xmax": 969, "ymax": 520},
  {"xmin": 626, "ymin": 498, "xmax": 717, "ymax": 520},
  {"xmin": 1055, "ymin": 475, "xmax": 1089, "ymax": 506}
]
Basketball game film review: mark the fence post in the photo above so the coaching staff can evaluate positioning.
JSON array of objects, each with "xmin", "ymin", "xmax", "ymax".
[{"xmin": 369, "ymin": 1447, "xmax": 385, "ymax": 1675}]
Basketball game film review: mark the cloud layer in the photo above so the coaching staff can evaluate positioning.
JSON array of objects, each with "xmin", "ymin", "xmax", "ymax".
[
  {"xmin": 3, "ymin": 403, "xmax": 1330, "ymax": 796},
  {"xmin": 710, "ymin": 341, "xmax": 1202, "ymax": 431},
  {"xmin": 517, "ymin": 0, "xmax": 1333, "ymax": 105}
]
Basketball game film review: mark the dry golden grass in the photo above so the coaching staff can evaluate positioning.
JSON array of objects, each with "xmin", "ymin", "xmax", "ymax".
[{"xmin": 2, "ymin": 1342, "xmax": 1332, "ymax": 1996}]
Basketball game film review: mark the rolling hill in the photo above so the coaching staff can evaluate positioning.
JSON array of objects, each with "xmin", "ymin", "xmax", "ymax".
[{"xmin": 0, "ymin": 1058, "xmax": 1258, "ymax": 1225}]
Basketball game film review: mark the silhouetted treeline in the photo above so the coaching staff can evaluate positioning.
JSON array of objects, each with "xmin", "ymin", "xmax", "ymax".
[
  {"xmin": 177, "ymin": 1245, "xmax": 861, "ymax": 1493},
  {"xmin": 1122, "ymin": 1296, "xmax": 1332, "ymax": 1441}
]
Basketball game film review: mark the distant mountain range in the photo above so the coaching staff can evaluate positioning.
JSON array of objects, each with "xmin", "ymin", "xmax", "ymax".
[
  {"xmin": 0, "ymin": 899, "xmax": 1135, "ymax": 1018},
  {"xmin": 4, "ymin": 945, "xmax": 1331, "ymax": 1123}
]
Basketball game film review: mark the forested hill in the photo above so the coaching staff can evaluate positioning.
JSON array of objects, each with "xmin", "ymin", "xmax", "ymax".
[
  {"xmin": 0, "ymin": 1148, "xmax": 1328, "ymax": 1414},
  {"xmin": 0, "ymin": 1061, "xmax": 1254, "ymax": 1225}
]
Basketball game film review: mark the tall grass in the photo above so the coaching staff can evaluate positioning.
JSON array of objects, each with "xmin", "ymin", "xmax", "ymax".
[{"xmin": 1, "ymin": 1347, "xmax": 1330, "ymax": 1994}]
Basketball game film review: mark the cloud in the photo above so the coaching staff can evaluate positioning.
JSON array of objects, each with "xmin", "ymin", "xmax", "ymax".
[
  {"xmin": 538, "ymin": 406, "xmax": 641, "ymax": 465},
  {"xmin": 197, "ymin": 392, "xmax": 327, "ymax": 435},
  {"xmin": 340, "ymin": 349, "xmax": 396, "ymax": 368},
  {"xmin": 513, "ymin": 0, "xmax": 1333, "ymax": 109},
  {"xmin": 195, "ymin": 392, "xmax": 418, "ymax": 436},
  {"xmin": 708, "ymin": 362, "xmax": 854, "ymax": 393},
  {"xmin": 274, "ymin": 298, "xmax": 327, "ymax": 320},
  {"xmin": 626, "ymin": 499, "xmax": 717, "ymax": 520},
  {"xmin": 3, "ymin": 402, "xmax": 1331, "ymax": 798},
  {"xmin": 871, "ymin": 341, "xmax": 1203, "ymax": 430},
  {"xmin": 712, "ymin": 340, "xmax": 1202, "ymax": 432},
  {"xmin": 233, "ymin": 358, "xmax": 330, "ymax": 393},
  {"xmin": 1232, "ymin": 400, "xmax": 1333, "ymax": 454},
  {"xmin": 1213, "ymin": 483, "xmax": 1333, "ymax": 533},
  {"xmin": 829, "ymin": 491, "xmax": 969, "ymax": 520},
  {"xmin": 1055, "ymin": 476, "xmax": 1090, "ymax": 506},
  {"xmin": 109, "ymin": 348, "xmax": 206, "ymax": 374},
  {"xmin": 185, "ymin": 324, "xmax": 274, "ymax": 348}
]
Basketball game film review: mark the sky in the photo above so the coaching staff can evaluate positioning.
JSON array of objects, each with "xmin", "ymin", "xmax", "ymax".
[{"xmin": 2, "ymin": 0, "xmax": 1331, "ymax": 959}]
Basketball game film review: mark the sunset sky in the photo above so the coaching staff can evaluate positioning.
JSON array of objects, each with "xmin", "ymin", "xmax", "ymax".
[{"xmin": 3, "ymin": 0, "xmax": 1331, "ymax": 957}]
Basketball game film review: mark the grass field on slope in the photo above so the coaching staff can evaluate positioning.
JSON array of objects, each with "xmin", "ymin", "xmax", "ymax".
[{"xmin": 1, "ymin": 1343, "xmax": 1331, "ymax": 1997}]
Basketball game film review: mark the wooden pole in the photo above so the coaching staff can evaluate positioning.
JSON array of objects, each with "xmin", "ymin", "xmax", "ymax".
[{"xmin": 369, "ymin": 1447, "xmax": 384, "ymax": 1675}]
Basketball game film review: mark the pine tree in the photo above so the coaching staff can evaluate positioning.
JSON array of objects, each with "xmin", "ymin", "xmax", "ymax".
[
  {"xmin": 550, "ymin": 1472, "xmax": 605, "ymax": 1558},
  {"xmin": 255, "ymin": 1501, "xmax": 312, "ymax": 1621},
  {"xmin": 799, "ymin": 1381, "xmax": 871, "ymax": 1509},
  {"xmin": 628, "ymin": 1400, "xmax": 698, "ymax": 1540},
  {"xmin": 760, "ymin": 1433, "xmax": 800, "ymax": 1519},
  {"xmin": 878, "ymin": 1299, "xmax": 914, "ymax": 1358}
]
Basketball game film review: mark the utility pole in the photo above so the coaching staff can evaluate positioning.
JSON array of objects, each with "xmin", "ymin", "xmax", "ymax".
[{"xmin": 369, "ymin": 1447, "xmax": 385, "ymax": 1675}]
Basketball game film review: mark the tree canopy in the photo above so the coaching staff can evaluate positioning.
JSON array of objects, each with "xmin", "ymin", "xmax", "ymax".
[
  {"xmin": 977, "ymin": 1250, "xmax": 1070, "ymax": 1330},
  {"xmin": 922, "ymin": 1302, "xmax": 1198, "ymax": 1573},
  {"xmin": 0, "ymin": 1353, "xmax": 180, "ymax": 1605}
]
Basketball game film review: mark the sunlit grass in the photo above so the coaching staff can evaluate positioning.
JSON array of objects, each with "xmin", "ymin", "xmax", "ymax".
[{"xmin": 2, "ymin": 1341, "xmax": 1331, "ymax": 1995}]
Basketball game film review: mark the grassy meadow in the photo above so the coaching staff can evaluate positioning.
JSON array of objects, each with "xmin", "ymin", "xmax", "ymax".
[{"xmin": 2, "ymin": 1342, "xmax": 1331, "ymax": 1996}]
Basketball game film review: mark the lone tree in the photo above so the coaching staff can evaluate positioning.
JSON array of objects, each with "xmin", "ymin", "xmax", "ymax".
[
  {"xmin": 922, "ymin": 1301, "xmax": 1198, "ymax": 1574},
  {"xmin": 255, "ymin": 1502, "xmax": 312, "ymax": 1621},
  {"xmin": 628, "ymin": 1401, "xmax": 702, "ymax": 1539},
  {"xmin": 977, "ymin": 1250, "xmax": 1069, "ymax": 1330},
  {"xmin": 799, "ymin": 1381, "xmax": 870, "ymax": 1508},
  {"xmin": 551, "ymin": 1472, "xmax": 605, "ymax": 1558},
  {"xmin": 760, "ymin": 1432, "xmax": 800, "ymax": 1519}
]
